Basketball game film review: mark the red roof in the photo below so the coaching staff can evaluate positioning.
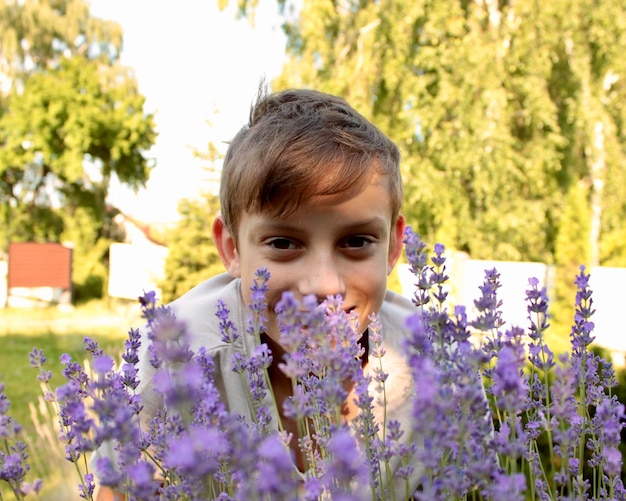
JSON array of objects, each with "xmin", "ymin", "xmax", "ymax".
[{"xmin": 8, "ymin": 242, "xmax": 72, "ymax": 288}]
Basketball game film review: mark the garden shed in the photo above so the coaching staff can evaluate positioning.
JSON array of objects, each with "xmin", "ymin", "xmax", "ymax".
[{"xmin": 6, "ymin": 242, "xmax": 73, "ymax": 307}]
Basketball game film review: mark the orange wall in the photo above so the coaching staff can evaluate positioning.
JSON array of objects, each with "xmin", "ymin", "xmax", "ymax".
[{"xmin": 8, "ymin": 243, "xmax": 72, "ymax": 288}]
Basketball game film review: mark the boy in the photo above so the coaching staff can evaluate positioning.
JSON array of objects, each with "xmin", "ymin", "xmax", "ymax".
[{"xmin": 94, "ymin": 87, "xmax": 417, "ymax": 500}]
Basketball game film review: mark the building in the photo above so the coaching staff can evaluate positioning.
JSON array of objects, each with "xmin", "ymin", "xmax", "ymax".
[{"xmin": 5, "ymin": 242, "xmax": 73, "ymax": 307}]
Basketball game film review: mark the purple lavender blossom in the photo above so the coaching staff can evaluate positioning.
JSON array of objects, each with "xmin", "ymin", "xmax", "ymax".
[
  {"xmin": 20, "ymin": 238, "xmax": 626, "ymax": 501},
  {"xmin": 0, "ymin": 452, "xmax": 27, "ymax": 488},
  {"xmin": 276, "ymin": 291, "xmax": 307, "ymax": 354},
  {"xmin": 247, "ymin": 267, "xmax": 270, "ymax": 337},
  {"xmin": 403, "ymin": 226, "xmax": 428, "ymax": 273},
  {"xmin": 277, "ymin": 292, "xmax": 364, "ymax": 427},
  {"xmin": 94, "ymin": 457, "xmax": 124, "ymax": 487},
  {"xmin": 55, "ymin": 360, "xmax": 96, "ymax": 461},
  {"xmin": 525, "ymin": 277, "xmax": 550, "ymax": 340},
  {"xmin": 471, "ymin": 268, "xmax": 504, "ymax": 332},
  {"xmin": 351, "ymin": 370, "xmax": 380, "ymax": 492},
  {"xmin": 404, "ymin": 311, "xmax": 435, "ymax": 360},
  {"xmin": 588, "ymin": 396, "xmax": 625, "ymax": 486},
  {"xmin": 216, "ymin": 299, "xmax": 239, "ymax": 344},
  {"xmin": 570, "ymin": 265, "xmax": 596, "ymax": 352},
  {"xmin": 28, "ymin": 347, "xmax": 52, "ymax": 384},
  {"xmin": 430, "ymin": 242, "xmax": 449, "ymax": 303},
  {"xmin": 548, "ymin": 353, "xmax": 581, "ymax": 488},
  {"xmin": 19, "ymin": 478, "xmax": 43, "ymax": 496},
  {"xmin": 246, "ymin": 344, "xmax": 273, "ymax": 402},
  {"xmin": 402, "ymin": 227, "xmax": 431, "ymax": 307},
  {"xmin": 92, "ymin": 354, "xmax": 114, "ymax": 374},
  {"xmin": 83, "ymin": 336, "xmax": 105, "ymax": 358},
  {"xmin": 0, "ymin": 380, "xmax": 42, "ymax": 497},
  {"xmin": 163, "ymin": 425, "xmax": 227, "ymax": 477},
  {"xmin": 320, "ymin": 427, "xmax": 369, "ymax": 499},
  {"xmin": 253, "ymin": 435, "xmax": 299, "ymax": 497},
  {"xmin": 404, "ymin": 237, "xmax": 510, "ymax": 499},
  {"xmin": 119, "ymin": 328, "xmax": 142, "ymax": 391},
  {"xmin": 78, "ymin": 472, "xmax": 95, "ymax": 500},
  {"xmin": 125, "ymin": 461, "xmax": 158, "ymax": 499},
  {"xmin": 282, "ymin": 382, "xmax": 314, "ymax": 421},
  {"xmin": 482, "ymin": 471, "xmax": 526, "ymax": 500},
  {"xmin": 491, "ymin": 344, "xmax": 528, "ymax": 412},
  {"xmin": 147, "ymin": 313, "xmax": 194, "ymax": 368}
]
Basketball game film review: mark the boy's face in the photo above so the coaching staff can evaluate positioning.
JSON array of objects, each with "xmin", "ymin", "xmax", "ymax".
[{"xmin": 214, "ymin": 173, "xmax": 406, "ymax": 347}]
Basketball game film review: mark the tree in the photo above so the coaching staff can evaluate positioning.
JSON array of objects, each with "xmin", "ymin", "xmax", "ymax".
[
  {"xmin": 1, "ymin": 56, "xmax": 155, "ymax": 235},
  {"xmin": 225, "ymin": 0, "xmax": 626, "ymax": 267},
  {"xmin": 0, "ymin": 0, "xmax": 156, "ymax": 299},
  {"xmin": 549, "ymin": 182, "xmax": 591, "ymax": 342},
  {"xmin": 224, "ymin": 0, "xmax": 626, "ymax": 340},
  {"xmin": 158, "ymin": 194, "xmax": 224, "ymax": 304}
]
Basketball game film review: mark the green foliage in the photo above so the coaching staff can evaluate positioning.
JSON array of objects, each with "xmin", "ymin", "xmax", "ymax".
[
  {"xmin": 0, "ymin": 55, "xmax": 156, "ymax": 239},
  {"xmin": 0, "ymin": 0, "xmax": 156, "ymax": 301},
  {"xmin": 158, "ymin": 194, "xmax": 225, "ymax": 304},
  {"xmin": 226, "ymin": 0, "xmax": 626, "ymax": 272},
  {"xmin": 599, "ymin": 134, "xmax": 626, "ymax": 267},
  {"xmin": 61, "ymin": 206, "xmax": 111, "ymax": 302},
  {"xmin": 0, "ymin": 311, "xmax": 127, "ymax": 499},
  {"xmin": 1, "ymin": 332, "xmax": 112, "ymax": 434},
  {"xmin": 549, "ymin": 182, "xmax": 591, "ymax": 340}
]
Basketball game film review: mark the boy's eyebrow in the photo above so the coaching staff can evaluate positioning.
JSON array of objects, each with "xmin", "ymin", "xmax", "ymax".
[
  {"xmin": 256, "ymin": 215, "xmax": 389, "ymax": 233},
  {"xmin": 339, "ymin": 216, "xmax": 389, "ymax": 231}
]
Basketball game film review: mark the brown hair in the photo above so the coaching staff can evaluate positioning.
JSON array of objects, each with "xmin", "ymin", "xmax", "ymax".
[{"xmin": 219, "ymin": 87, "xmax": 402, "ymax": 240}]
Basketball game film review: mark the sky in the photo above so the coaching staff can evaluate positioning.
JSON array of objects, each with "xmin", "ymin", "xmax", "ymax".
[{"xmin": 89, "ymin": 0, "xmax": 287, "ymax": 223}]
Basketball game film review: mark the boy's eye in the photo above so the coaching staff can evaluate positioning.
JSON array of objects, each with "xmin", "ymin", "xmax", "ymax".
[
  {"xmin": 267, "ymin": 238, "xmax": 298, "ymax": 250},
  {"xmin": 341, "ymin": 236, "xmax": 372, "ymax": 249}
]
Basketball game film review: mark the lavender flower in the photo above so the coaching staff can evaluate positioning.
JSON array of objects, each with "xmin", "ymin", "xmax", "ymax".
[
  {"xmin": 320, "ymin": 428, "xmax": 369, "ymax": 499},
  {"xmin": 55, "ymin": 359, "xmax": 95, "ymax": 461},
  {"xmin": 491, "ymin": 344, "xmax": 528, "ymax": 412},
  {"xmin": 78, "ymin": 473, "xmax": 95, "ymax": 500},
  {"xmin": 430, "ymin": 242, "xmax": 449, "ymax": 304},
  {"xmin": 351, "ymin": 370, "xmax": 381, "ymax": 493},
  {"xmin": 403, "ymin": 227, "xmax": 431, "ymax": 307},
  {"xmin": 588, "ymin": 395, "xmax": 625, "ymax": 491},
  {"xmin": 253, "ymin": 435, "xmax": 299, "ymax": 498},
  {"xmin": 570, "ymin": 265, "xmax": 596, "ymax": 353},
  {"xmin": 18, "ymin": 226, "xmax": 626, "ymax": 501},
  {"xmin": 120, "ymin": 328, "xmax": 142, "ymax": 390},
  {"xmin": 525, "ymin": 277, "xmax": 550, "ymax": 340},
  {"xmin": 471, "ymin": 268, "xmax": 504, "ymax": 332},
  {"xmin": 547, "ymin": 354, "xmax": 582, "ymax": 495},
  {"xmin": 28, "ymin": 348, "xmax": 52, "ymax": 385},
  {"xmin": 247, "ymin": 267, "xmax": 270, "ymax": 337},
  {"xmin": 0, "ymin": 380, "xmax": 42, "ymax": 498},
  {"xmin": 482, "ymin": 471, "xmax": 526, "ymax": 501},
  {"xmin": 147, "ymin": 313, "xmax": 194, "ymax": 368},
  {"xmin": 216, "ymin": 299, "xmax": 239, "ymax": 344}
]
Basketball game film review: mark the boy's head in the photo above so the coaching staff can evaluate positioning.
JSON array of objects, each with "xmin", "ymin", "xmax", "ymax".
[
  {"xmin": 218, "ymin": 88, "xmax": 402, "ymax": 242},
  {"xmin": 213, "ymin": 87, "xmax": 406, "ymax": 345}
]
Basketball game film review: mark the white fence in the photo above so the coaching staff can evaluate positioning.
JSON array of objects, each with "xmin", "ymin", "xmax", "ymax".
[
  {"xmin": 397, "ymin": 257, "xmax": 626, "ymax": 366},
  {"xmin": 2, "ymin": 251, "xmax": 625, "ymax": 365}
]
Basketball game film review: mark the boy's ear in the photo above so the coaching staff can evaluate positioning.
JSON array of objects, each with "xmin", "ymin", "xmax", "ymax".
[
  {"xmin": 387, "ymin": 214, "xmax": 406, "ymax": 275},
  {"xmin": 212, "ymin": 216, "xmax": 241, "ymax": 277}
]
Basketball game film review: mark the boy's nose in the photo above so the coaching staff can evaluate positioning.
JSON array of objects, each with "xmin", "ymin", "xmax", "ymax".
[{"xmin": 299, "ymin": 257, "xmax": 346, "ymax": 301}]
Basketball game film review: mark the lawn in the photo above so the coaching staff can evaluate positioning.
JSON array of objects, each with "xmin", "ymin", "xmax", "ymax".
[{"xmin": 0, "ymin": 300, "xmax": 140, "ymax": 500}]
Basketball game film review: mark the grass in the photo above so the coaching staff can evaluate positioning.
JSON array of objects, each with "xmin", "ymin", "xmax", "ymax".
[{"xmin": 0, "ymin": 300, "xmax": 140, "ymax": 500}]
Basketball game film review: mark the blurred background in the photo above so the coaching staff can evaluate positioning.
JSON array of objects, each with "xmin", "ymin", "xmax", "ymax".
[
  {"xmin": 2, "ymin": 0, "xmax": 625, "ymax": 350},
  {"xmin": 1, "ymin": 0, "xmax": 626, "ymax": 496}
]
